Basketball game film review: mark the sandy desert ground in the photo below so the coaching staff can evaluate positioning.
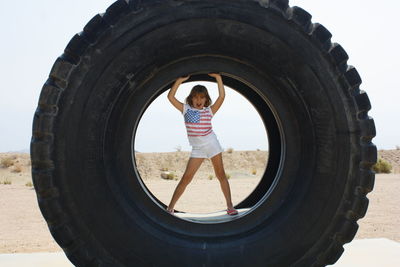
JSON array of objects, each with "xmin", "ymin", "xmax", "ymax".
[{"xmin": 0, "ymin": 150, "xmax": 399, "ymax": 253}]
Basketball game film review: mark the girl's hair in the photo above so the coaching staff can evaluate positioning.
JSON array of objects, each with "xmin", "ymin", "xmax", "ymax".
[{"xmin": 185, "ymin": 85, "xmax": 212, "ymax": 107}]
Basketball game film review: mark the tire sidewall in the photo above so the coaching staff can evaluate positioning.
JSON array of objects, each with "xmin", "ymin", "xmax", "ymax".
[{"xmin": 50, "ymin": 2, "xmax": 358, "ymax": 266}]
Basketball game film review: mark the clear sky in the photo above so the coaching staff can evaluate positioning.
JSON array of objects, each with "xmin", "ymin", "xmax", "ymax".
[{"xmin": 0, "ymin": 0, "xmax": 399, "ymax": 152}]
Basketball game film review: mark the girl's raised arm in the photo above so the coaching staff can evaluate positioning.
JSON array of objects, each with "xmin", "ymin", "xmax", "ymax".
[
  {"xmin": 168, "ymin": 76, "xmax": 190, "ymax": 113},
  {"xmin": 209, "ymin": 73, "xmax": 225, "ymax": 115}
]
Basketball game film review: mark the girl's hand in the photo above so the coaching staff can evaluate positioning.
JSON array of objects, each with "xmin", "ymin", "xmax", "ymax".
[
  {"xmin": 208, "ymin": 73, "xmax": 221, "ymax": 79},
  {"xmin": 177, "ymin": 75, "xmax": 190, "ymax": 83}
]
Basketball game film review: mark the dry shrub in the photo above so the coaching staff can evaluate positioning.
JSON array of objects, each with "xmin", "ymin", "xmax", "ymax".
[
  {"xmin": 226, "ymin": 148, "xmax": 234, "ymax": 153},
  {"xmin": 1, "ymin": 179, "xmax": 12, "ymax": 185},
  {"xmin": 12, "ymin": 164, "xmax": 23, "ymax": 173},
  {"xmin": 25, "ymin": 181, "xmax": 33, "ymax": 187},
  {"xmin": 1, "ymin": 157, "xmax": 14, "ymax": 168},
  {"xmin": 166, "ymin": 172, "xmax": 176, "ymax": 180},
  {"xmin": 161, "ymin": 171, "xmax": 176, "ymax": 180},
  {"xmin": 372, "ymin": 158, "xmax": 392, "ymax": 174}
]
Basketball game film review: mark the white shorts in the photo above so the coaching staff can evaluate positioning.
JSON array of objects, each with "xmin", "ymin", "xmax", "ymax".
[{"xmin": 190, "ymin": 138, "xmax": 223, "ymax": 159}]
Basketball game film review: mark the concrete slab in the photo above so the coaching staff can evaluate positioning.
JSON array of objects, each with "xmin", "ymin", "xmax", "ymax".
[
  {"xmin": 333, "ymin": 238, "xmax": 400, "ymax": 266},
  {"xmin": 0, "ymin": 252, "xmax": 72, "ymax": 267}
]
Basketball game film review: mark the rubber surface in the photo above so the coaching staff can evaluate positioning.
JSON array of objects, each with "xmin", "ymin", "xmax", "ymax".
[{"xmin": 31, "ymin": 0, "xmax": 377, "ymax": 266}]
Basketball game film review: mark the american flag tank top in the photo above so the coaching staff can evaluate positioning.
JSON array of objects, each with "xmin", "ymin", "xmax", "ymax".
[{"xmin": 184, "ymin": 105, "xmax": 213, "ymax": 138}]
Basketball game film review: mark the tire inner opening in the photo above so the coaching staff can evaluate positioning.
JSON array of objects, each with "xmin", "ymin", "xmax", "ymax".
[{"xmin": 132, "ymin": 74, "xmax": 283, "ymax": 223}]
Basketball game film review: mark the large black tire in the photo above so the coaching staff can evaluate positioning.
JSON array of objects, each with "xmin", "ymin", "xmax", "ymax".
[{"xmin": 31, "ymin": 0, "xmax": 376, "ymax": 266}]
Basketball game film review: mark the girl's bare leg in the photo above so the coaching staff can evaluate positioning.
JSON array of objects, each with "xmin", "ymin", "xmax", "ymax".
[
  {"xmin": 211, "ymin": 153, "xmax": 234, "ymax": 210},
  {"xmin": 167, "ymin": 157, "xmax": 204, "ymax": 212}
]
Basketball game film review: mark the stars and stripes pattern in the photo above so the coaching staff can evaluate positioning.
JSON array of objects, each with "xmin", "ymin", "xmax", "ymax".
[{"xmin": 184, "ymin": 107, "xmax": 213, "ymax": 137}]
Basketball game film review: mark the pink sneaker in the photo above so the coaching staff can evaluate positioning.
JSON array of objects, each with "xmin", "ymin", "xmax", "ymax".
[
  {"xmin": 227, "ymin": 208, "xmax": 238, "ymax": 216},
  {"xmin": 166, "ymin": 208, "xmax": 174, "ymax": 215}
]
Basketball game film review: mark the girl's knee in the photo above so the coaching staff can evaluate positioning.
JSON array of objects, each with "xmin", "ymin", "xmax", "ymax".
[
  {"xmin": 215, "ymin": 172, "xmax": 227, "ymax": 181},
  {"xmin": 180, "ymin": 174, "xmax": 193, "ymax": 185}
]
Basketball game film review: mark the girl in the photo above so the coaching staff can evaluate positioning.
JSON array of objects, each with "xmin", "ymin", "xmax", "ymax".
[{"xmin": 166, "ymin": 73, "xmax": 238, "ymax": 216}]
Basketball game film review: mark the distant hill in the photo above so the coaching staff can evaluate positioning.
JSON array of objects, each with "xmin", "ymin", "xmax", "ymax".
[
  {"xmin": 1, "ymin": 148, "xmax": 399, "ymax": 174},
  {"xmin": 6, "ymin": 148, "xmax": 30, "ymax": 154}
]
